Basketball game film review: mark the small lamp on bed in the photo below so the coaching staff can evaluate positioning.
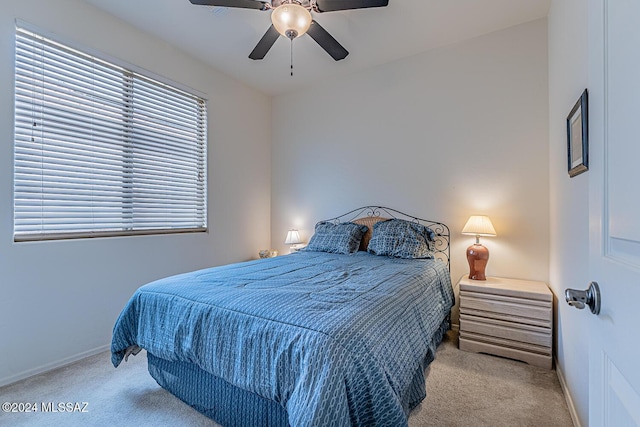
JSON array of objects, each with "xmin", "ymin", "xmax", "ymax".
[
  {"xmin": 285, "ymin": 229, "xmax": 303, "ymax": 253},
  {"xmin": 461, "ymin": 215, "xmax": 497, "ymax": 281}
]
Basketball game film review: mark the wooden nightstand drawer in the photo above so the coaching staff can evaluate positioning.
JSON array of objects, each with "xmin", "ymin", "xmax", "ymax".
[
  {"xmin": 458, "ymin": 275, "xmax": 553, "ymax": 369},
  {"xmin": 460, "ymin": 291, "xmax": 553, "ymax": 323},
  {"xmin": 459, "ymin": 276, "xmax": 553, "ymax": 302},
  {"xmin": 459, "ymin": 331, "xmax": 552, "ymax": 356},
  {"xmin": 460, "ymin": 307, "xmax": 552, "ymax": 328},
  {"xmin": 459, "ymin": 337, "xmax": 552, "ymax": 368},
  {"xmin": 460, "ymin": 313, "xmax": 552, "ymax": 347}
]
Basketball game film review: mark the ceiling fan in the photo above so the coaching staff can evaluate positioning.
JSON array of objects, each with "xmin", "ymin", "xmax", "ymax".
[{"xmin": 188, "ymin": 0, "xmax": 389, "ymax": 61}]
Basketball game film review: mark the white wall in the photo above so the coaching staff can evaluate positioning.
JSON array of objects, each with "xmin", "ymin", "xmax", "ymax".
[
  {"xmin": 0, "ymin": 0, "xmax": 271, "ymax": 386},
  {"xmin": 271, "ymin": 19, "xmax": 549, "ymax": 320},
  {"xmin": 548, "ymin": 0, "xmax": 589, "ymax": 425}
]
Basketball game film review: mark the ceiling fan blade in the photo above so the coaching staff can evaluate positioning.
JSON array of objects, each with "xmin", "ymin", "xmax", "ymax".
[
  {"xmin": 314, "ymin": 0, "xmax": 388, "ymax": 13},
  {"xmin": 306, "ymin": 20, "xmax": 349, "ymax": 61},
  {"xmin": 249, "ymin": 25, "xmax": 280, "ymax": 60},
  {"xmin": 188, "ymin": 0, "xmax": 269, "ymax": 10}
]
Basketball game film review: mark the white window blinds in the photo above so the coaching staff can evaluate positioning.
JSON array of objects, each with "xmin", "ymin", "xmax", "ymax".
[{"xmin": 14, "ymin": 27, "xmax": 207, "ymax": 242}]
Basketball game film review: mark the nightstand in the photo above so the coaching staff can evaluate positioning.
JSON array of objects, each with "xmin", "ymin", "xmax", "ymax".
[{"xmin": 458, "ymin": 275, "xmax": 553, "ymax": 369}]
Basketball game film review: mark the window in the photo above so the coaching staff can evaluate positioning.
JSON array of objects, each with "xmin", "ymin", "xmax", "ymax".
[{"xmin": 14, "ymin": 26, "xmax": 207, "ymax": 242}]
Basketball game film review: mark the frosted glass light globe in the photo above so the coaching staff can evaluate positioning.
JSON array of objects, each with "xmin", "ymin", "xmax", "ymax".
[{"xmin": 271, "ymin": 3, "xmax": 312, "ymax": 39}]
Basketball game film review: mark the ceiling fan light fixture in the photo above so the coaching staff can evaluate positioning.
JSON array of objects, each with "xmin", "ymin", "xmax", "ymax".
[{"xmin": 271, "ymin": 2, "xmax": 312, "ymax": 40}]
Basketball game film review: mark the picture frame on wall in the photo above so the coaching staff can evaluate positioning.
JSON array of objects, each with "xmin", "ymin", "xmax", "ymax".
[{"xmin": 567, "ymin": 89, "xmax": 589, "ymax": 177}]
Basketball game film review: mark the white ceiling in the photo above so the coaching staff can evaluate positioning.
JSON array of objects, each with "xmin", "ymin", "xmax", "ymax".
[{"xmin": 83, "ymin": 0, "xmax": 550, "ymax": 96}]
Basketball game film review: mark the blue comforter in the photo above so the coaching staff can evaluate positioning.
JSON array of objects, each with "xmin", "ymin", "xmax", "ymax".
[{"xmin": 111, "ymin": 251, "xmax": 454, "ymax": 426}]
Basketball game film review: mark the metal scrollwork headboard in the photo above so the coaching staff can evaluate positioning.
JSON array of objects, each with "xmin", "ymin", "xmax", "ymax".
[{"xmin": 321, "ymin": 206, "xmax": 451, "ymax": 271}]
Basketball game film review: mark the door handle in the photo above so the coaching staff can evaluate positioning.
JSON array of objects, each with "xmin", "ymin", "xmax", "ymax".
[{"xmin": 565, "ymin": 281, "xmax": 601, "ymax": 315}]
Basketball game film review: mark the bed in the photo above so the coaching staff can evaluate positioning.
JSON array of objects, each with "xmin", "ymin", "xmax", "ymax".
[{"xmin": 111, "ymin": 206, "xmax": 454, "ymax": 427}]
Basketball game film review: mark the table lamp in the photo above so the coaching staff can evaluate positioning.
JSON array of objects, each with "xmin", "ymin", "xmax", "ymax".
[
  {"xmin": 284, "ymin": 229, "xmax": 302, "ymax": 253},
  {"xmin": 461, "ymin": 215, "xmax": 497, "ymax": 280}
]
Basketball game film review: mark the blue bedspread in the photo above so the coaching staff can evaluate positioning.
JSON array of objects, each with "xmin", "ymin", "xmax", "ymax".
[{"xmin": 111, "ymin": 251, "xmax": 454, "ymax": 426}]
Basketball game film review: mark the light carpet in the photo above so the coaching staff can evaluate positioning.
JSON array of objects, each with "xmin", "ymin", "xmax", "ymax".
[{"xmin": 0, "ymin": 331, "xmax": 573, "ymax": 426}]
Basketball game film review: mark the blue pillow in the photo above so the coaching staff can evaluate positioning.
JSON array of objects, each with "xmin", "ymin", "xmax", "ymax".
[
  {"xmin": 367, "ymin": 219, "xmax": 435, "ymax": 259},
  {"xmin": 302, "ymin": 222, "xmax": 368, "ymax": 255}
]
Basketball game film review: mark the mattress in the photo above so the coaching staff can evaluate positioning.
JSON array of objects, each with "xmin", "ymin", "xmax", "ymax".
[{"xmin": 111, "ymin": 251, "xmax": 454, "ymax": 426}]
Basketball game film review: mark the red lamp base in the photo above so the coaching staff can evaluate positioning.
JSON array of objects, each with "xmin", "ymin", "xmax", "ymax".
[{"xmin": 467, "ymin": 243, "xmax": 489, "ymax": 280}]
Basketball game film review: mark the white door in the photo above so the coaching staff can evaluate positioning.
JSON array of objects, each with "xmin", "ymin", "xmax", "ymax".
[{"xmin": 588, "ymin": 0, "xmax": 640, "ymax": 425}]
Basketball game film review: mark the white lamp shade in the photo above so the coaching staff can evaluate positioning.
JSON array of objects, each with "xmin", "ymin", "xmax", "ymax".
[
  {"xmin": 271, "ymin": 3, "xmax": 312, "ymax": 39},
  {"xmin": 284, "ymin": 229, "xmax": 302, "ymax": 245},
  {"xmin": 461, "ymin": 215, "xmax": 497, "ymax": 236}
]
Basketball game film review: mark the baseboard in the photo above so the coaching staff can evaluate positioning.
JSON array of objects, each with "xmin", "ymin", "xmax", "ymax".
[
  {"xmin": 554, "ymin": 356, "xmax": 582, "ymax": 427},
  {"xmin": 0, "ymin": 344, "xmax": 110, "ymax": 388}
]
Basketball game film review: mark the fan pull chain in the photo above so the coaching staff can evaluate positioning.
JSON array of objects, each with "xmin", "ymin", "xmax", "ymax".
[{"xmin": 290, "ymin": 39, "xmax": 294, "ymax": 77}]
